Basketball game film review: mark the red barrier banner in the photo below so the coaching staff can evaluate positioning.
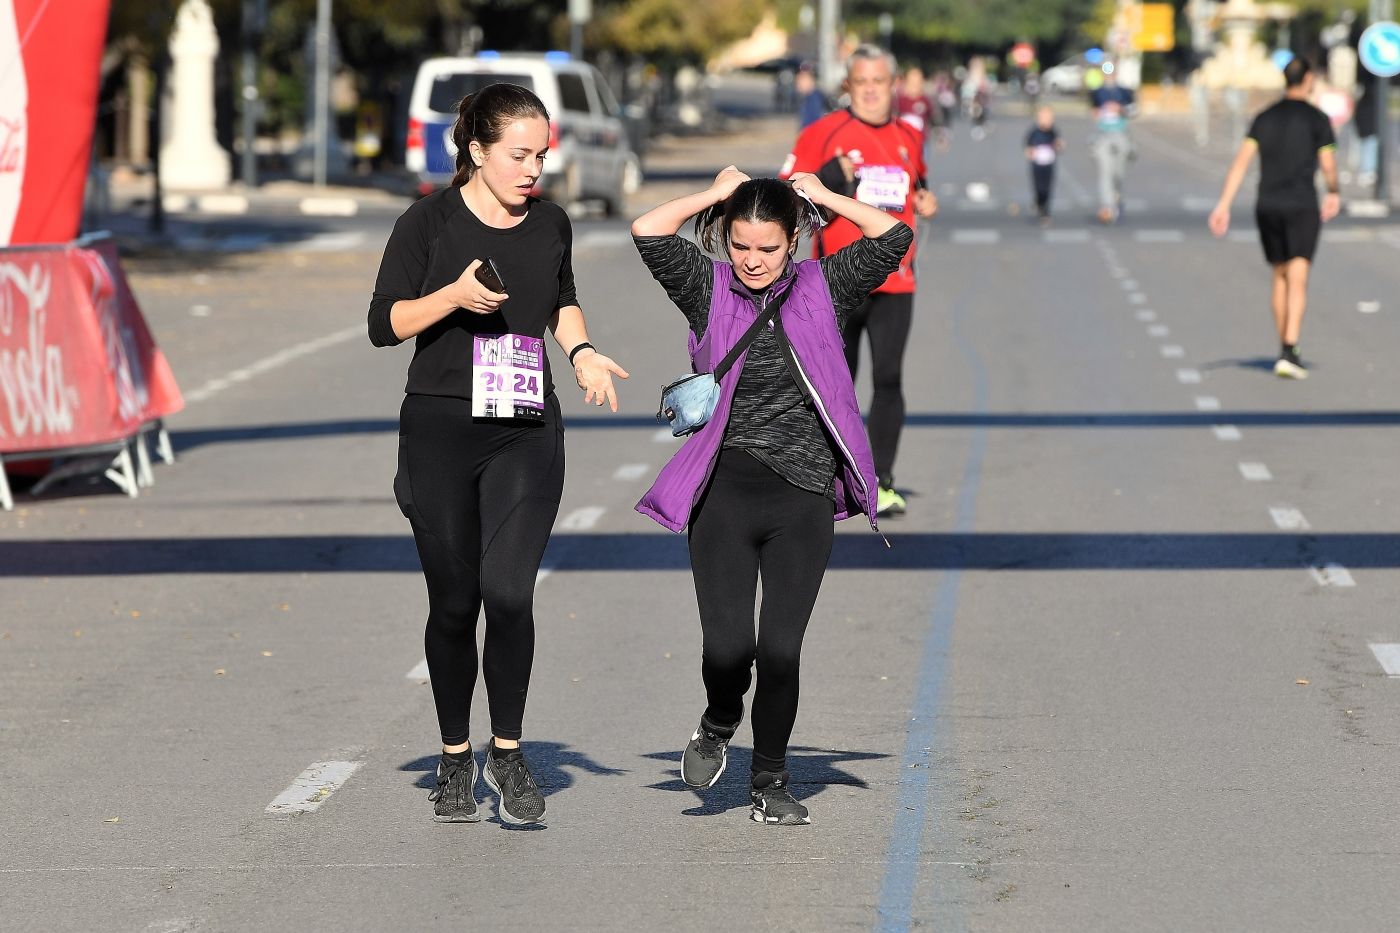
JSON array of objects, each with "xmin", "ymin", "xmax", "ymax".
[
  {"xmin": 1, "ymin": 0, "xmax": 113, "ymax": 246},
  {"xmin": 0, "ymin": 237, "xmax": 183, "ymax": 454}
]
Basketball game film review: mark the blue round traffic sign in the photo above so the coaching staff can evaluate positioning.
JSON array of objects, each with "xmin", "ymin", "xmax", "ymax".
[{"xmin": 1359, "ymin": 21, "xmax": 1400, "ymax": 78}]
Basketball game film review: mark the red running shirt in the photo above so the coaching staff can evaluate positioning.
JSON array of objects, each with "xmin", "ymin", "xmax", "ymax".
[{"xmin": 780, "ymin": 109, "xmax": 925, "ymax": 294}]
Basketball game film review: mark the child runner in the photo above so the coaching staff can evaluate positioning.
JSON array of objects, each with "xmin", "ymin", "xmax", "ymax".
[{"xmin": 1025, "ymin": 105, "xmax": 1064, "ymax": 225}]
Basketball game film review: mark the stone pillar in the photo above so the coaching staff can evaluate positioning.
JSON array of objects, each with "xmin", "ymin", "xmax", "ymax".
[{"xmin": 159, "ymin": 0, "xmax": 231, "ymax": 190}]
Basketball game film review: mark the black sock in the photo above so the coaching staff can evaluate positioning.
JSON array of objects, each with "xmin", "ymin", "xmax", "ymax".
[
  {"xmin": 490, "ymin": 740, "xmax": 520, "ymax": 760},
  {"xmin": 1282, "ymin": 342, "xmax": 1298, "ymax": 361},
  {"xmin": 442, "ymin": 747, "xmax": 473, "ymax": 764}
]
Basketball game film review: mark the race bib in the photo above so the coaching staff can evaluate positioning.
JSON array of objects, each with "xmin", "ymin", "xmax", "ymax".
[
  {"xmin": 1032, "ymin": 144, "xmax": 1057, "ymax": 166},
  {"xmin": 472, "ymin": 333, "xmax": 544, "ymax": 420},
  {"xmin": 855, "ymin": 164, "xmax": 910, "ymax": 212}
]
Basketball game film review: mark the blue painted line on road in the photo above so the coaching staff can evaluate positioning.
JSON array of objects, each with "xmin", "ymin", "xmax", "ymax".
[{"xmin": 874, "ymin": 292, "xmax": 989, "ymax": 933}]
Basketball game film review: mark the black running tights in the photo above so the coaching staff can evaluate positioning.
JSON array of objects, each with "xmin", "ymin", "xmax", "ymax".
[
  {"xmin": 842, "ymin": 291, "xmax": 914, "ymax": 488},
  {"xmin": 395, "ymin": 394, "xmax": 564, "ymax": 745},
  {"xmin": 687, "ymin": 449, "xmax": 835, "ymax": 774}
]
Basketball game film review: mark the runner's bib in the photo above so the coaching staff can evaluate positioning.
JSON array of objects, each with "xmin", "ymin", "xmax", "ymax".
[
  {"xmin": 1032, "ymin": 144, "xmax": 1057, "ymax": 166},
  {"xmin": 855, "ymin": 164, "xmax": 910, "ymax": 212},
  {"xmin": 472, "ymin": 333, "xmax": 545, "ymax": 420}
]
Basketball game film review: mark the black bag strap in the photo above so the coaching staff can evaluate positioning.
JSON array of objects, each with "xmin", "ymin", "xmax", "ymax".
[
  {"xmin": 712, "ymin": 279, "xmax": 794, "ymax": 382},
  {"xmin": 771, "ymin": 312, "xmax": 812, "ymax": 406}
]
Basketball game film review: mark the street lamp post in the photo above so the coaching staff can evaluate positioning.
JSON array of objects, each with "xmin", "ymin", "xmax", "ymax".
[
  {"xmin": 819, "ymin": 0, "xmax": 839, "ymax": 93},
  {"xmin": 1371, "ymin": 0, "xmax": 1394, "ymax": 202}
]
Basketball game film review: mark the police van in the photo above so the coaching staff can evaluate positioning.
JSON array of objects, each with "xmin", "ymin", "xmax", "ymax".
[{"xmin": 406, "ymin": 52, "xmax": 641, "ymax": 214}]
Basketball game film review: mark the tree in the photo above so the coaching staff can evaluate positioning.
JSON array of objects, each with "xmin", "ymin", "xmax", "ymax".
[{"xmin": 593, "ymin": 0, "xmax": 764, "ymax": 64}]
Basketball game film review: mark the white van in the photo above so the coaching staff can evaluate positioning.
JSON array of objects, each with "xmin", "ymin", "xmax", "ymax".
[{"xmin": 406, "ymin": 52, "xmax": 641, "ymax": 214}]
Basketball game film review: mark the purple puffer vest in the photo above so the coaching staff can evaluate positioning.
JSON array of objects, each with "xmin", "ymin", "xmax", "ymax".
[{"xmin": 636, "ymin": 258, "xmax": 879, "ymax": 533}]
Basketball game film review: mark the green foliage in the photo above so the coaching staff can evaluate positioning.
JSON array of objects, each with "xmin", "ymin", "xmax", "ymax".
[
  {"xmin": 593, "ymin": 0, "xmax": 764, "ymax": 63},
  {"xmin": 847, "ymin": 0, "xmax": 1101, "ymax": 47}
]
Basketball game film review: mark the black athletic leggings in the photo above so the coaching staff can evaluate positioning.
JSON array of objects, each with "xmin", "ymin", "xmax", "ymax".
[
  {"xmin": 1031, "ymin": 163, "xmax": 1055, "ymax": 213},
  {"xmin": 843, "ymin": 290, "xmax": 914, "ymax": 488},
  {"xmin": 688, "ymin": 449, "xmax": 835, "ymax": 774},
  {"xmin": 395, "ymin": 393, "xmax": 564, "ymax": 745}
]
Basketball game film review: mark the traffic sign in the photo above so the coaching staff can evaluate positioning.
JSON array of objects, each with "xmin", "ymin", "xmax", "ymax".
[
  {"xmin": 1359, "ymin": 21, "xmax": 1400, "ymax": 78},
  {"xmin": 1011, "ymin": 42, "xmax": 1035, "ymax": 69},
  {"xmin": 1130, "ymin": 3, "xmax": 1176, "ymax": 52}
]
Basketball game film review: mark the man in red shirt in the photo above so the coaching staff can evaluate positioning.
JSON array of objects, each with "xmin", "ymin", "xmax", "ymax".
[{"xmin": 780, "ymin": 44, "xmax": 937, "ymax": 516}]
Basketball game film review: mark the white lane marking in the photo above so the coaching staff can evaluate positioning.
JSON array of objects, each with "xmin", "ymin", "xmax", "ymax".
[
  {"xmin": 613, "ymin": 463, "xmax": 650, "ymax": 481},
  {"xmin": 965, "ymin": 182, "xmax": 991, "ymax": 202},
  {"xmin": 1128, "ymin": 292, "xmax": 1148, "ymax": 304},
  {"xmin": 1358, "ymin": 300, "xmax": 1381, "ymax": 314},
  {"xmin": 1321, "ymin": 228, "xmax": 1373, "ymax": 244},
  {"xmin": 406, "ymin": 659, "xmax": 429, "ymax": 681},
  {"xmin": 559, "ymin": 506, "xmax": 606, "ymax": 531},
  {"xmin": 190, "ymin": 304, "xmax": 212, "ymax": 317},
  {"xmin": 296, "ymin": 232, "xmax": 367, "ymax": 252},
  {"xmin": 1124, "ymin": 198, "xmax": 1148, "ymax": 213},
  {"xmin": 1147, "ymin": 324, "xmax": 1170, "ymax": 337},
  {"xmin": 1176, "ymin": 368, "xmax": 1202, "ymax": 383},
  {"xmin": 1212, "ymin": 424, "xmax": 1241, "ymax": 440},
  {"xmin": 1226, "ymin": 230, "xmax": 1255, "ymax": 243},
  {"xmin": 536, "ymin": 562, "xmax": 555, "ymax": 585},
  {"xmin": 1136, "ymin": 310, "xmax": 1157, "ymax": 322},
  {"xmin": 951, "ymin": 229, "xmax": 1000, "ymax": 245},
  {"xmin": 1121, "ymin": 279, "xmax": 1139, "ymax": 290},
  {"xmin": 653, "ymin": 428, "xmax": 680, "ymax": 443},
  {"xmin": 1160, "ymin": 344, "xmax": 1185, "ymax": 358},
  {"xmin": 1310, "ymin": 564, "xmax": 1356, "ymax": 587},
  {"xmin": 1370, "ymin": 643, "xmax": 1400, "ymax": 676},
  {"xmin": 182, "ymin": 324, "xmax": 362, "ymax": 404},
  {"xmin": 299, "ymin": 197, "xmax": 359, "ymax": 217},
  {"xmin": 1043, "ymin": 229, "xmax": 1091, "ymax": 244},
  {"xmin": 1346, "ymin": 200, "xmax": 1390, "ymax": 219},
  {"xmin": 1269, "ymin": 506, "xmax": 1310, "ymax": 530},
  {"xmin": 266, "ymin": 760, "xmax": 363, "ymax": 815},
  {"xmin": 1181, "ymin": 195, "xmax": 1218, "ymax": 213},
  {"xmin": 1238, "ymin": 461, "xmax": 1272, "ymax": 481},
  {"xmin": 1134, "ymin": 229, "xmax": 1184, "ymax": 243},
  {"xmin": 198, "ymin": 194, "xmax": 250, "ymax": 215},
  {"xmin": 1194, "ymin": 396, "xmax": 1220, "ymax": 411},
  {"xmin": 576, "ymin": 230, "xmax": 634, "ymax": 250}
]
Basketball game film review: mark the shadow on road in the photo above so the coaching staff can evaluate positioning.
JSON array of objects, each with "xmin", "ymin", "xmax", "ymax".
[
  {"xmin": 5, "ymin": 531, "xmax": 1400, "ymax": 575},
  {"xmin": 641, "ymin": 745, "xmax": 891, "ymax": 817}
]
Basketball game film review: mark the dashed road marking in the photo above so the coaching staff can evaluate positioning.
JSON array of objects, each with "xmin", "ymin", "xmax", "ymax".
[
  {"xmin": 1136, "ymin": 310, "xmax": 1157, "ymax": 321},
  {"xmin": 1128, "ymin": 293, "xmax": 1148, "ymax": 304},
  {"xmin": 1134, "ymin": 229, "xmax": 1185, "ymax": 243},
  {"xmin": 1181, "ymin": 195, "xmax": 1218, "ymax": 212},
  {"xmin": 613, "ymin": 463, "xmax": 650, "ymax": 481},
  {"xmin": 1358, "ymin": 300, "xmax": 1381, "ymax": 314},
  {"xmin": 1194, "ymin": 396, "xmax": 1220, "ymax": 411},
  {"xmin": 950, "ymin": 229, "xmax": 1000, "ymax": 245},
  {"xmin": 1212, "ymin": 424, "xmax": 1241, "ymax": 440},
  {"xmin": 183, "ymin": 325, "xmax": 363, "ymax": 404},
  {"xmin": 190, "ymin": 304, "xmax": 212, "ymax": 317},
  {"xmin": 1147, "ymin": 324, "xmax": 1170, "ymax": 337},
  {"xmin": 1160, "ymin": 344, "xmax": 1185, "ymax": 358},
  {"xmin": 406, "ymin": 659, "xmax": 429, "ymax": 681},
  {"xmin": 1370, "ymin": 643, "xmax": 1400, "ymax": 676},
  {"xmin": 1310, "ymin": 564, "xmax": 1355, "ymax": 587},
  {"xmin": 1227, "ymin": 230, "xmax": 1255, "ymax": 244},
  {"xmin": 299, "ymin": 197, "xmax": 359, "ymax": 217},
  {"xmin": 559, "ymin": 506, "xmax": 606, "ymax": 530},
  {"xmin": 296, "ymin": 232, "xmax": 368, "ymax": 252},
  {"xmin": 1121, "ymin": 279, "xmax": 1139, "ymax": 290},
  {"xmin": 1043, "ymin": 229, "xmax": 1091, "ymax": 244},
  {"xmin": 1269, "ymin": 506, "xmax": 1310, "ymax": 530},
  {"xmin": 266, "ymin": 760, "xmax": 363, "ymax": 815},
  {"xmin": 1238, "ymin": 461, "xmax": 1272, "ymax": 481},
  {"xmin": 1177, "ymin": 368, "xmax": 1202, "ymax": 384}
]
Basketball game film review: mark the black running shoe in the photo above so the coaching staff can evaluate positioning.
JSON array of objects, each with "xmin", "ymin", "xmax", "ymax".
[
  {"xmin": 681, "ymin": 714, "xmax": 738, "ymax": 789},
  {"xmin": 429, "ymin": 752, "xmax": 480, "ymax": 823},
  {"xmin": 750, "ymin": 770, "xmax": 810, "ymax": 825},
  {"xmin": 482, "ymin": 741, "xmax": 546, "ymax": 825}
]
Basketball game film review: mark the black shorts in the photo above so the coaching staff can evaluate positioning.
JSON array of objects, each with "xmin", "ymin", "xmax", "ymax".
[{"xmin": 1255, "ymin": 205, "xmax": 1320, "ymax": 264}]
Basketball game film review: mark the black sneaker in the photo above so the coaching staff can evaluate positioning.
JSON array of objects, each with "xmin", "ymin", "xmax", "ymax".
[
  {"xmin": 428, "ymin": 751, "xmax": 480, "ymax": 823},
  {"xmin": 680, "ymin": 714, "xmax": 738, "ymax": 789},
  {"xmin": 482, "ymin": 741, "xmax": 546, "ymax": 825},
  {"xmin": 750, "ymin": 770, "xmax": 810, "ymax": 825}
]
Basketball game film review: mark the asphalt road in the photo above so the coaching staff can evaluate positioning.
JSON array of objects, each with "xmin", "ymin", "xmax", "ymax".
[{"xmin": 4, "ymin": 100, "xmax": 1400, "ymax": 932}]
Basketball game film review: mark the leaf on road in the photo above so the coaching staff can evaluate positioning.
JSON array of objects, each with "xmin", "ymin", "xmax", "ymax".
[
  {"xmin": 103, "ymin": 817, "xmax": 119, "ymax": 823},
  {"xmin": 1295, "ymin": 678, "xmax": 1310, "ymax": 685},
  {"xmin": 214, "ymin": 668, "xmax": 226, "ymax": 676},
  {"xmin": 261, "ymin": 651, "xmax": 274, "ymax": 657}
]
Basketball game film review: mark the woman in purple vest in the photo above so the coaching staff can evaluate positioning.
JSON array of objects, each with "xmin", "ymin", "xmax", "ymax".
[{"xmin": 631, "ymin": 167, "xmax": 911, "ymax": 824}]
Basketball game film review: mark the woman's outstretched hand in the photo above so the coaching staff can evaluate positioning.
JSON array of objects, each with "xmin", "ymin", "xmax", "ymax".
[{"xmin": 573, "ymin": 350, "xmax": 629, "ymax": 412}]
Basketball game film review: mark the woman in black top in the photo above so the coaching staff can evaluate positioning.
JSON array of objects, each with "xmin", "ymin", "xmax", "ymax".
[{"xmin": 368, "ymin": 83, "xmax": 627, "ymax": 825}]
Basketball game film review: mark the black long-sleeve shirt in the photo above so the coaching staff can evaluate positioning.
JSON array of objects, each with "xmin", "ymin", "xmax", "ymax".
[
  {"xmin": 367, "ymin": 187, "xmax": 578, "ymax": 399},
  {"xmin": 635, "ymin": 223, "xmax": 912, "ymax": 496}
]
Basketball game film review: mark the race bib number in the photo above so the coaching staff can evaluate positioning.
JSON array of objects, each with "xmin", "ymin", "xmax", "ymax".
[
  {"xmin": 1032, "ymin": 144, "xmax": 1057, "ymax": 166},
  {"xmin": 855, "ymin": 164, "xmax": 910, "ymax": 212},
  {"xmin": 472, "ymin": 333, "xmax": 544, "ymax": 420}
]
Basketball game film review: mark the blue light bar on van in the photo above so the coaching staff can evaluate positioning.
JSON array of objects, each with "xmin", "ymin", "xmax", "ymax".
[
  {"xmin": 477, "ymin": 50, "xmax": 501, "ymax": 59},
  {"xmin": 544, "ymin": 51, "xmax": 571, "ymax": 63}
]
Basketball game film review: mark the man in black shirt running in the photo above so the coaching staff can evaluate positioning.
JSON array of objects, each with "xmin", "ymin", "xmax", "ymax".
[{"xmin": 1209, "ymin": 57, "xmax": 1340, "ymax": 379}]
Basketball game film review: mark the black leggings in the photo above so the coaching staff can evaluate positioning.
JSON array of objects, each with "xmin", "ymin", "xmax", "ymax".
[
  {"xmin": 843, "ymin": 290, "xmax": 914, "ymax": 488},
  {"xmin": 395, "ymin": 394, "xmax": 564, "ymax": 745},
  {"xmin": 687, "ymin": 449, "xmax": 835, "ymax": 773},
  {"xmin": 1031, "ymin": 163, "xmax": 1055, "ymax": 213}
]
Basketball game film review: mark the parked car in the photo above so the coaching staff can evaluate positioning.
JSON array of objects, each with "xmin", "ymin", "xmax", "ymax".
[
  {"xmin": 405, "ymin": 52, "xmax": 641, "ymax": 214},
  {"xmin": 1041, "ymin": 56, "xmax": 1088, "ymax": 95}
]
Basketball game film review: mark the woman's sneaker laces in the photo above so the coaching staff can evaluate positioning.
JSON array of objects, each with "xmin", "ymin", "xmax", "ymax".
[
  {"xmin": 681, "ymin": 714, "xmax": 738, "ymax": 789},
  {"xmin": 483, "ymin": 740, "xmax": 546, "ymax": 825},
  {"xmin": 750, "ymin": 770, "xmax": 810, "ymax": 825},
  {"xmin": 429, "ymin": 750, "xmax": 480, "ymax": 823}
]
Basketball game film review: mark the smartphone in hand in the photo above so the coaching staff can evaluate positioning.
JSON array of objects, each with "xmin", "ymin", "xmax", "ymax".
[{"xmin": 474, "ymin": 257, "xmax": 507, "ymax": 294}]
